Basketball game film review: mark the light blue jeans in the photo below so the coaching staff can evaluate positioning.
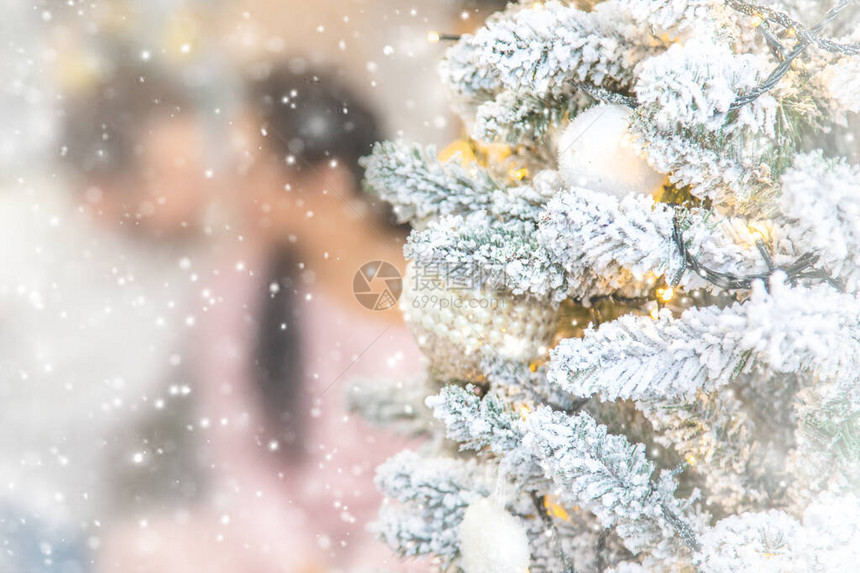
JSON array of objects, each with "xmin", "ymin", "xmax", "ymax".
[{"xmin": 0, "ymin": 507, "xmax": 90, "ymax": 573}]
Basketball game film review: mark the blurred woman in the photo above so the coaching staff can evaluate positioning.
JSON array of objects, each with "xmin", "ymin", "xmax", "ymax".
[
  {"xmin": 99, "ymin": 63, "xmax": 425, "ymax": 572},
  {"xmin": 200, "ymin": 63, "xmax": 426, "ymax": 571}
]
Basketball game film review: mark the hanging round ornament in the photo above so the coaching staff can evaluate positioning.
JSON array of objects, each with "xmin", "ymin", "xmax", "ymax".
[
  {"xmin": 459, "ymin": 496, "xmax": 531, "ymax": 573},
  {"xmin": 556, "ymin": 104, "xmax": 667, "ymax": 200},
  {"xmin": 400, "ymin": 262, "xmax": 557, "ymax": 381}
]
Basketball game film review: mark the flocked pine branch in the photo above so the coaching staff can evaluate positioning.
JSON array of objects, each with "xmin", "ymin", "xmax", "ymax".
[
  {"xmin": 522, "ymin": 502, "xmax": 632, "ymax": 573},
  {"xmin": 445, "ymin": 0, "xmax": 759, "ymax": 149},
  {"xmin": 360, "ymin": 140, "xmax": 501, "ymax": 228},
  {"xmin": 637, "ymin": 388, "xmax": 767, "ymax": 515},
  {"xmin": 472, "ymin": 89, "xmax": 586, "ymax": 145},
  {"xmin": 427, "ymin": 385, "xmax": 703, "ymax": 560},
  {"xmin": 631, "ymin": 37, "xmax": 804, "ymax": 211},
  {"xmin": 443, "ymin": 0, "xmax": 735, "ymax": 102},
  {"xmin": 426, "ymin": 384, "xmax": 547, "ymax": 484},
  {"xmin": 788, "ymin": 381, "xmax": 860, "ymax": 508},
  {"xmin": 425, "ymin": 385, "xmax": 515, "ymax": 452},
  {"xmin": 635, "ymin": 39, "xmax": 778, "ymax": 135},
  {"xmin": 345, "ymin": 374, "xmax": 433, "ymax": 436},
  {"xmin": 547, "ymin": 276, "xmax": 860, "ymax": 403},
  {"xmin": 480, "ymin": 354, "xmax": 584, "ymax": 413},
  {"xmin": 819, "ymin": 53, "xmax": 860, "ymax": 114},
  {"xmin": 696, "ymin": 495, "xmax": 860, "ymax": 572},
  {"xmin": 439, "ymin": 31, "xmax": 501, "ymax": 103},
  {"xmin": 482, "ymin": 357, "xmax": 684, "ymax": 481},
  {"xmin": 538, "ymin": 185, "xmax": 682, "ymax": 299},
  {"xmin": 778, "ymin": 151, "xmax": 860, "ymax": 293},
  {"xmin": 361, "ymin": 139, "xmax": 555, "ymax": 229},
  {"xmin": 405, "ymin": 209, "xmax": 571, "ymax": 302},
  {"xmin": 374, "ymin": 450, "xmax": 489, "ymax": 563},
  {"xmin": 443, "ymin": 1, "xmax": 634, "ymax": 98},
  {"xmin": 537, "ymin": 184, "xmax": 795, "ymax": 299},
  {"xmin": 406, "ymin": 174, "xmax": 811, "ymax": 303},
  {"xmin": 522, "ymin": 406, "xmax": 703, "ymax": 558},
  {"xmin": 424, "ymin": 388, "xmax": 637, "ymax": 572}
]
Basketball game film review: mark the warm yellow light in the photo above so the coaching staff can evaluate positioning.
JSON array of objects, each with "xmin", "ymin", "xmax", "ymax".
[
  {"xmin": 427, "ymin": 31, "xmax": 440, "ymax": 43},
  {"xmin": 649, "ymin": 307, "xmax": 659, "ymax": 320},
  {"xmin": 543, "ymin": 496, "xmax": 571, "ymax": 522},
  {"xmin": 438, "ymin": 139, "xmax": 476, "ymax": 166},
  {"xmin": 658, "ymin": 287, "xmax": 675, "ymax": 302},
  {"xmin": 686, "ymin": 454, "xmax": 697, "ymax": 466},
  {"xmin": 516, "ymin": 403, "xmax": 532, "ymax": 420},
  {"xmin": 509, "ymin": 167, "xmax": 529, "ymax": 181},
  {"xmin": 476, "ymin": 142, "xmax": 511, "ymax": 163},
  {"xmin": 532, "ymin": 2, "xmax": 544, "ymax": 9},
  {"xmin": 748, "ymin": 221, "xmax": 771, "ymax": 241},
  {"xmin": 786, "ymin": 28, "xmax": 796, "ymax": 37},
  {"xmin": 750, "ymin": 14, "xmax": 764, "ymax": 27}
]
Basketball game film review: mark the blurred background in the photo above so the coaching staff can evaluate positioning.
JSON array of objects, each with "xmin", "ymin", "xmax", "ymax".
[{"xmin": 0, "ymin": 1, "xmax": 501, "ymax": 571}]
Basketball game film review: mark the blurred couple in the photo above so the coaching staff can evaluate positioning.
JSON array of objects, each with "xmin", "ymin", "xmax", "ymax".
[{"xmin": 58, "ymin": 57, "xmax": 426, "ymax": 572}]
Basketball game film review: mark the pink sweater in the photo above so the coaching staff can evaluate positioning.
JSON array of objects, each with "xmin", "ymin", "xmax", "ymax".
[{"xmin": 191, "ymin": 247, "xmax": 428, "ymax": 572}]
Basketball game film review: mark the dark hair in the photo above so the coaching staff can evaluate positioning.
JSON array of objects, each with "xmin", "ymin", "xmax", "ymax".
[
  {"xmin": 256, "ymin": 249, "xmax": 306, "ymax": 456},
  {"xmin": 246, "ymin": 63, "xmax": 384, "ymax": 458},
  {"xmin": 61, "ymin": 62, "xmax": 191, "ymax": 181},
  {"xmin": 247, "ymin": 63, "xmax": 380, "ymax": 185}
]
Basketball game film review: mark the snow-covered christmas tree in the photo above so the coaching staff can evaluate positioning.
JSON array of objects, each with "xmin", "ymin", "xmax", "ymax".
[{"xmin": 353, "ymin": 1, "xmax": 860, "ymax": 571}]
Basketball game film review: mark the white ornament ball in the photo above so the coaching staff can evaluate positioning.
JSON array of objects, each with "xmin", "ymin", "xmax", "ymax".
[
  {"xmin": 556, "ymin": 103, "xmax": 666, "ymax": 199},
  {"xmin": 400, "ymin": 262, "xmax": 557, "ymax": 380},
  {"xmin": 459, "ymin": 497, "xmax": 530, "ymax": 573}
]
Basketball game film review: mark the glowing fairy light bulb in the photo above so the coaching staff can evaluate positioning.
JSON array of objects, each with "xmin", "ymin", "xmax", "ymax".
[
  {"xmin": 750, "ymin": 14, "xmax": 764, "ymax": 27},
  {"xmin": 427, "ymin": 31, "xmax": 441, "ymax": 43},
  {"xmin": 543, "ymin": 496, "xmax": 571, "ymax": 522},
  {"xmin": 516, "ymin": 403, "xmax": 532, "ymax": 420},
  {"xmin": 748, "ymin": 220, "xmax": 771, "ymax": 242},
  {"xmin": 658, "ymin": 287, "xmax": 675, "ymax": 302},
  {"xmin": 508, "ymin": 167, "xmax": 529, "ymax": 181}
]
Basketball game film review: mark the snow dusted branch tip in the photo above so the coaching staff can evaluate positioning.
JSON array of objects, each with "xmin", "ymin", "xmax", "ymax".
[
  {"xmin": 360, "ymin": 140, "xmax": 499, "ymax": 228},
  {"xmin": 523, "ymin": 406, "xmax": 702, "ymax": 555},
  {"xmin": 374, "ymin": 450, "xmax": 488, "ymax": 562},
  {"xmin": 778, "ymin": 151, "xmax": 860, "ymax": 294},
  {"xmin": 547, "ymin": 277, "xmax": 860, "ymax": 403},
  {"xmin": 427, "ymin": 385, "xmax": 702, "ymax": 557},
  {"xmin": 697, "ymin": 495, "xmax": 860, "ymax": 572}
]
